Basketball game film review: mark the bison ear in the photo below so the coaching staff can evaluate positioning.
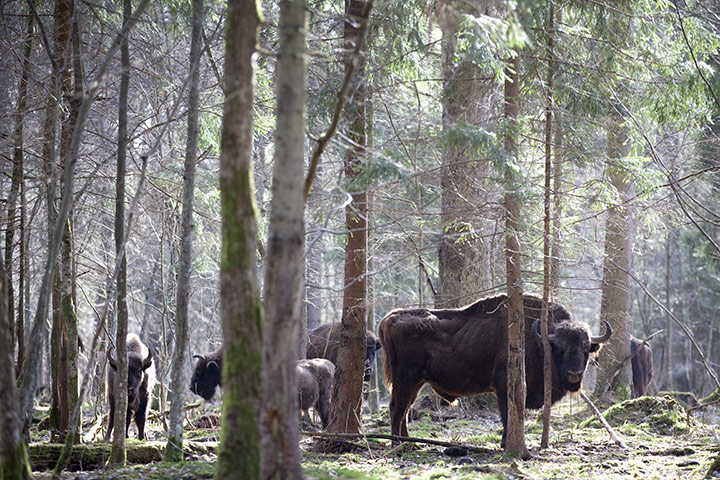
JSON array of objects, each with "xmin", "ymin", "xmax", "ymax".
[{"xmin": 590, "ymin": 343, "xmax": 602, "ymax": 353}]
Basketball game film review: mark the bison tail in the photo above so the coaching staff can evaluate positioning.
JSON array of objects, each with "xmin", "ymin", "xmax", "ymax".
[{"xmin": 377, "ymin": 317, "xmax": 394, "ymax": 391}]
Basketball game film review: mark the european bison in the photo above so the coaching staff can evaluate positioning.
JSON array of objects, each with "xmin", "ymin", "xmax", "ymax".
[
  {"xmin": 378, "ymin": 293, "xmax": 611, "ymax": 447},
  {"xmin": 189, "ymin": 346, "xmax": 335, "ymax": 428},
  {"xmin": 296, "ymin": 358, "xmax": 335, "ymax": 428},
  {"xmin": 106, "ymin": 333, "xmax": 156, "ymax": 441},
  {"xmin": 306, "ymin": 323, "xmax": 382, "ymax": 381},
  {"xmin": 190, "ymin": 346, "xmax": 223, "ymax": 401},
  {"xmin": 630, "ymin": 336, "xmax": 653, "ymax": 397}
]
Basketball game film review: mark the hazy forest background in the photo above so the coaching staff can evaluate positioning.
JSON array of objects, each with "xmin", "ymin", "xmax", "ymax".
[{"xmin": 1, "ymin": 0, "xmax": 720, "ymax": 478}]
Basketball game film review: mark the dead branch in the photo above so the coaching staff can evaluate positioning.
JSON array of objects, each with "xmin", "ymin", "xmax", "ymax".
[
  {"xmin": 579, "ymin": 391, "xmax": 628, "ymax": 449},
  {"xmin": 301, "ymin": 431, "xmax": 495, "ymax": 454}
]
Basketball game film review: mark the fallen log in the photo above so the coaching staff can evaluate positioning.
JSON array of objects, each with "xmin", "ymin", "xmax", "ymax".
[{"xmin": 29, "ymin": 441, "xmax": 217, "ymax": 471}]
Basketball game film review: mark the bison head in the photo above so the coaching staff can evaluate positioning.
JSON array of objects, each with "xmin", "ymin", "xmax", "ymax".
[
  {"xmin": 534, "ymin": 319, "xmax": 611, "ymax": 393},
  {"xmin": 364, "ymin": 332, "xmax": 382, "ymax": 381},
  {"xmin": 190, "ymin": 353, "xmax": 222, "ymax": 401},
  {"xmin": 107, "ymin": 345, "xmax": 153, "ymax": 403}
]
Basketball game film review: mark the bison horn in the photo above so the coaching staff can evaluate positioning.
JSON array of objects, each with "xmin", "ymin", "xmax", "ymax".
[
  {"xmin": 591, "ymin": 320, "xmax": 612, "ymax": 344},
  {"xmin": 532, "ymin": 319, "xmax": 542, "ymax": 339},
  {"xmin": 107, "ymin": 348, "xmax": 117, "ymax": 370},
  {"xmin": 142, "ymin": 346, "xmax": 153, "ymax": 370},
  {"xmin": 193, "ymin": 354, "xmax": 207, "ymax": 361}
]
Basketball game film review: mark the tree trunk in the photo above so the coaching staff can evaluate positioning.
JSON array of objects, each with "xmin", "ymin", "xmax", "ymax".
[
  {"xmin": 165, "ymin": 0, "xmax": 204, "ymax": 462},
  {"xmin": 5, "ymin": 6, "xmax": 34, "ymax": 366},
  {"xmin": 437, "ymin": 0, "xmax": 501, "ymax": 308},
  {"xmin": 593, "ymin": 114, "xmax": 633, "ymax": 399},
  {"xmin": 17, "ymin": 0, "xmax": 151, "ymax": 443},
  {"xmin": 540, "ymin": 0, "xmax": 556, "ymax": 449},
  {"xmin": 0, "ymin": 257, "xmax": 32, "ymax": 479},
  {"xmin": 503, "ymin": 53, "xmax": 530, "ymax": 461},
  {"xmin": 259, "ymin": 0, "xmax": 307, "ymax": 476},
  {"xmin": 110, "ymin": 0, "xmax": 132, "ymax": 464},
  {"xmin": 327, "ymin": 0, "xmax": 372, "ymax": 436},
  {"xmin": 49, "ymin": 0, "xmax": 74, "ymax": 442},
  {"xmin": 215, "ymin": 0, "xmax": 263, "ymax": 478},
  {"xmin": 663, "ymin": 227, "xmax": 675, "ymax": 390}
]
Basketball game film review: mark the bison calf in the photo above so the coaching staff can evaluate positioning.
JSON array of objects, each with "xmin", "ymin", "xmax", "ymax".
[
  {"xmin": 106, "ymin": 333, "xmax": 156, "ymax": 441},
  {"xmin": 296, "ymin": 358, "xmax": 335, "ymax": 428},
  {"xmin": 190, "ymin": 346, "xmax": 223, "ymax": 401},
  {"xmin": 379, "ymin": 293, "xmax": 611, "ymax": 447},
  {"xmin": 306, "ymin": 323, "xmax": 381, "ymax": 382},
  {"xmin": 630, "ymin": 336, "xmax": 653, "ymax": 397}
]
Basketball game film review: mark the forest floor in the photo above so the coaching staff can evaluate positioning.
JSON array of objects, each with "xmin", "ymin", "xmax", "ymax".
[{"xmin": 32, "ymin": 394, "xmax": 720, "ymax": 479}]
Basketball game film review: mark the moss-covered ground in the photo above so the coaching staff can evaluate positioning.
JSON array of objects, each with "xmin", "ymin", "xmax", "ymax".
[{"xmin": 32, "ymin": 394, "xmax": 719, "ymax": 479}]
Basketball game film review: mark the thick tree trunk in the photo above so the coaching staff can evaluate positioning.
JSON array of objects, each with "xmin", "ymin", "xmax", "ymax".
[
  {"xmin": 437, "ymin": 0, "xmax": 501, "ymax": 308},
  {"xmin": 216, "ymin": 0, "xmax": 263, "ymax": 478},
  {"xmin": 593, "ymin": 114, "xmax": 633, "ymax": 399},
  {"xmin": 327, "ymin": 0, "xmax": 372, "ymax": 436},
  {"xmin": 110, "ymin": 0, "xmax": 132, "ymax": 465},
  {"xmin": 165, "ymin": 0, "xmax": 204, "ymax": 462},
  {"xmin": 503, "ymin": 53, "xmax": 530, "ymax": 461},
  {"xmin": 259, "ymin": 0, "xmax": 307, "ymax": 476}
]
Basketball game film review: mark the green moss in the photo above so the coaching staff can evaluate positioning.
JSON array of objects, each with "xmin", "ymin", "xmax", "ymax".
[
  {"xmin": 0, "ymin": 440, "xmax": 31, "ymax": 480},
  {"xmin": 216, "ymin": 342, "xmax": 261, "ymax": 480},
  {"xmin": 163, "ymin": 436, "xmax": 183, "ymax": 462},
  {"xmin": 220, "ymin": 171, "xmax": 258, "ymax": 272},
  {"xmin": 581, "ymin": 395, "xmax": 689, "ymax": 434},
  {"xmin": 707, "ymin": 452, "xmax": 720, "ymax": 479}
]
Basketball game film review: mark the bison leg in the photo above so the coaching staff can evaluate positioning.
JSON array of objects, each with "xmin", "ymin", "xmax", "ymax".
[
  {"xmin": 125, "ymin": 407, "xmax": 133, "ymax": 438},
  {"xmin": 388, "ymin": 382, "xmax": 423, "ymax": 439},
  {"xmin": 495, "ymin": 388, "xmax": 508, "ymax": 448},
  {"xmin": 135, "ymin": 396, "xmax": 150, "ymax": 440},
  {"xmin": 105, "ymin": 395, "xmax": 115, "ymax": 442}
]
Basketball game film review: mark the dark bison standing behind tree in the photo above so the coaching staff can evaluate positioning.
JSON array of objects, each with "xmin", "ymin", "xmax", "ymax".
[
  {"xmin": 378, "ymin": 293, "xmax": 612, "ymax": 447},
  {"xmin": 189, "ymin": 346, "xmax": 223, "ymax": 401},
  {"xmin": 106, "ymin": 333, "xmax": 156, "ymax": 441},
  {"xmin": 630, "ymin": 336, "xmax": 653, "ymax": 397},
  {"xmin": 306, "ymin": 323, "xmax": 381, "ymax": 381}
]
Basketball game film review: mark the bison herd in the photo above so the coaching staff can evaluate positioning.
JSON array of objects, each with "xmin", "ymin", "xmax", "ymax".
[{"xmin": 107, "ymin": 293, "xmax": 654, "ymax": 449}]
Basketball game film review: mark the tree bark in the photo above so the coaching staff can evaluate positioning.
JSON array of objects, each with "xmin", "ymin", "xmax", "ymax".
[
  {"xmin": 327, "ymin": 0, "xmax": 372, "ymax": 436},
  {"xmin": 437, "ymin": 0, "xmax": 502, "ymax": 308},
  {"xmin": 216, "ymin": 0, "xmax": 263, "ymax": 478},
  {"xmin": 259, "ymin": 0, "xmax": 307, "ymax": 476},
  {"xmin": 0, "ymin": 258, "xmax": 31, "ymax": 480},
  {"xmin": 5, "ymin": 6, "xmax": 34, "ymax": 366},
  {"xmin": 110, "ymin": 0, "xmax": 132, "ymax": 465},
  {"xmin": 503, "ymin": 53, "xmax": 530, "ymax": 461},
  {"xmin": 541, "ymin": 0, "xmax": 556, "ymax": 450},
  {"xmin": 593, "ymin": 113, "xmax": 633, "ymax": 399},
  {"xmin": 165, "ymin": 0, "xmax": 204, "ymax": 462}
]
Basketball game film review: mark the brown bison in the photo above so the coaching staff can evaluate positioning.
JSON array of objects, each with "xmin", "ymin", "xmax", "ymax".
[
  {"xmin": 106, "ymin": 333, "xmax": 156, "ymax": 441},
  {"xmin": 378, "ymin": 293, "xmax": 611, "ymax": 447},
  {"xmin": 630, "ymin": 336, "xmax": 653, "ymax": 397},
  {"xmin": 190, "ymin": 346, "xmax": 223, "ymax": 401},
  {"xmin": 306, "ymin": 323, "xmax": 382, "ymax": 381},
  {"xmin": 296, "ymin": 358, "xmax": 335, "ymax": 428}
]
